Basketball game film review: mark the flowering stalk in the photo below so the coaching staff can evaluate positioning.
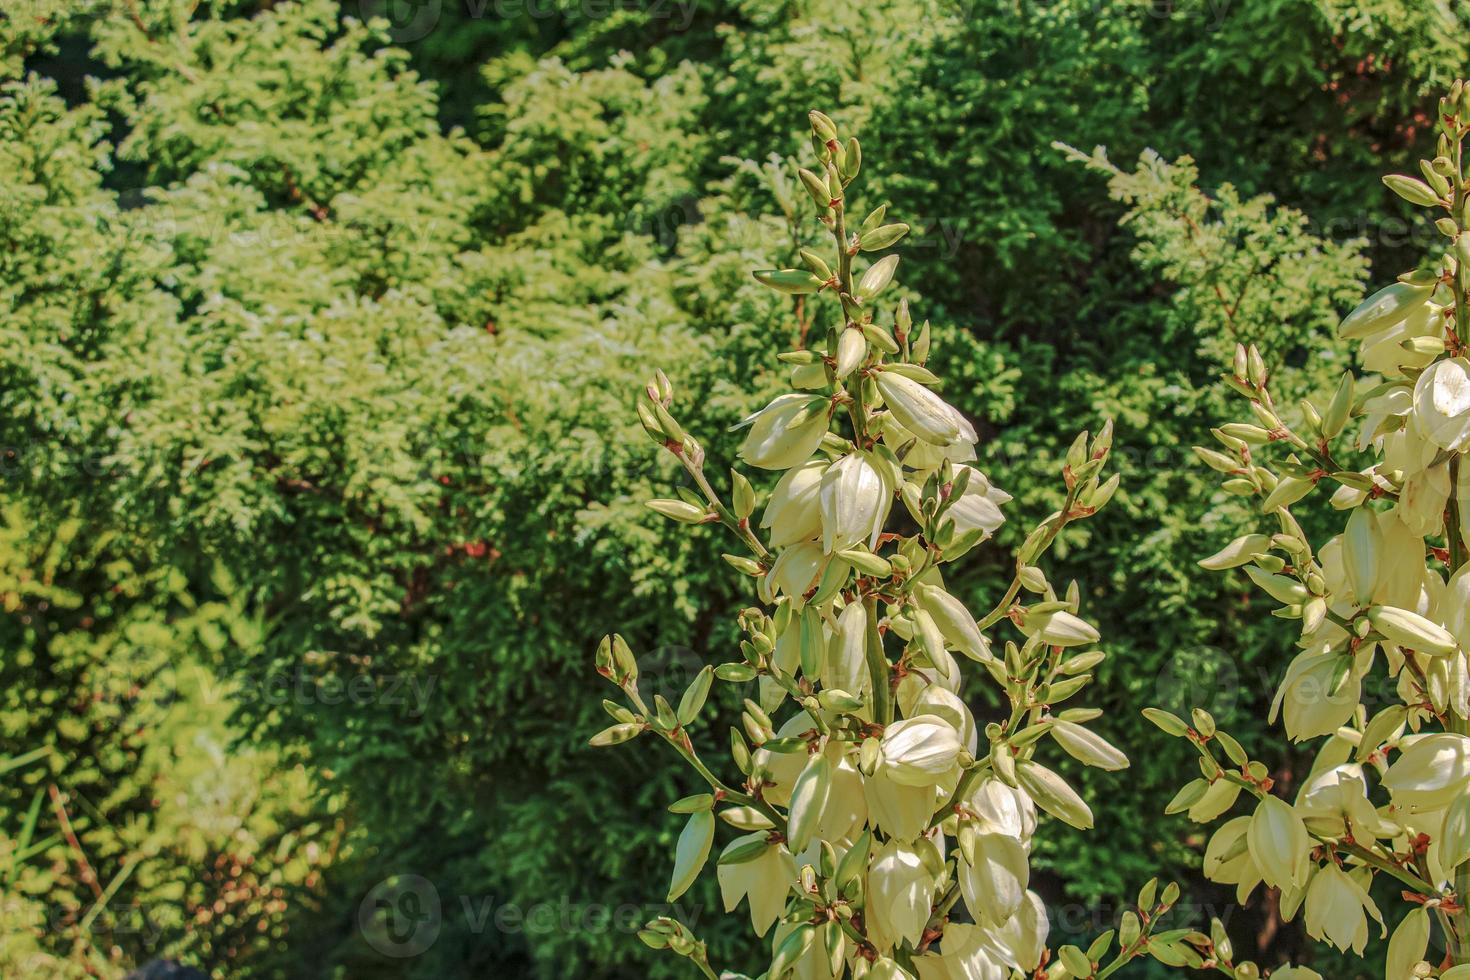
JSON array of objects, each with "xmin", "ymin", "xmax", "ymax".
[
  {"xmin": 593, "ymin": 110, "xmax": 1180, "ymax": 980},
  {"xmin": 1158, "ymin": 81, "xmax": 1470, "ymax": 980}
]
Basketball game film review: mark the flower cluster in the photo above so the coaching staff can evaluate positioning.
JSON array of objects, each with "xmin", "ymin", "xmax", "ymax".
[
  {"xmin": 1160, "ymin": 81, "xmax": 1470, "ymax": 980},
  {"xmin": 593, "ymin": 111, "xmax": 1188, "ymax": 980}
]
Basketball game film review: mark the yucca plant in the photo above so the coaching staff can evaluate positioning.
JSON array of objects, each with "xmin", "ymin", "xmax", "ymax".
[
  {"xmin": 592, "ymin": 111, "xmax": 1196, "ymax": 979},
  {"xmin": 1156, "ymin": 81, "xmax": 1470, "ymax": 980}
]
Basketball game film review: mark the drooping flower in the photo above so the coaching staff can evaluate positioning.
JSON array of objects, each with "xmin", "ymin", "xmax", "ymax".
[
  {"xmin": 737, "ymin": 393, "xmax": 830, "ymax": 470},
  {"xmin": 1383, "ymin": 733, "xmax": 1470, "ymax": 810},
  {"xmin": 1303, "ymin": 863, "xmax": 1383, "ymax": 954},
  {"xmin": 866, "ymin": 839, "xmax": 939, "ymax": 952},
  {"xmin": 874, "ymin": 371, "xmax": 975, "ymax": 447},
  {"xmin": 1247, "ymin": 795, "xmax": 1311, "ymax": 890},
  {"xmin": 762, "ymin": 458, "xmax": 828, "ymax": 547},
  {"xmin": 1270, "ymin": 650, "xmax": 1360, "ymax": 742},
  {"xmin": 716, "ymin": 833, "xmax": 796, "ymax": 937},
  {"xmin": 958, "ymin": 831, "xmax": 1028, "ymax": 925},
  {"xmin": 1412, "ymin": 356, "xmax": 1470, "ymax": 452},
  {"xmin": 819, "ymin": 452, "xmax": 890, "ymax": 553},
  {"xmin": 880, "ymin": 716, "xmax": 963, "ymax": 786}
]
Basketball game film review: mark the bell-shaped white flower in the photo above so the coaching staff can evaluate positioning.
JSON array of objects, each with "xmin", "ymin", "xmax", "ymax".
[
  {"xmin": 819, "ymin": 452, "xmax": 890, "ymax": 553},
  {"xmin": 863, "ymin": 764, "xmax": 942, "ymax": 842},
  {"xmin": 965, "ymin": 776, "xmax": 1036, "ymax": 840},
  {"xmin": 1383, "ymin": 733, "xmax": 1470, "ymax": 810},
  {"xmin": 988, "ymin": 889, "xmax": 1048, "ymax": 972},
  {"xmin": 823, "ymin": 600, "xmax": 869, "ymax": 696},
  {"xmin": 874, "ymin": 371, "xmax": 975, "ymax": 446},
  {"xmin": 1296, "ymin": 764, "xmax": 1396, "ymax": 841},
  {"xmin": 959, "ymin": 831, "xmax": 1028, "ymax": 925},
  {"xmin": 867, "ymin": 839, "xmax": 939, "ymax": 952},
  {"xmin": 1412, "ymin": 356, "xmax": 1470, "ymax": 452},
  {"xmin": 881, "ymin": 716, "xmax": 963, "ymax": 786},
  {"xmin": 881, "ymin": 417, "xmax": 977, "ymax": 473},
  {"xmin": 1203, "ymin": 816, "xmax": 1262, "ymax": 903},
  {"xmin": 762, "ymin": 458, "xmax": 828, "ymax": 547},
  {"xmin": 913, "ymin": 922, "xmax": 1007, "ymax": 980},
  {"xmin": 1247, "ymin": 795, "xmax": 1311, "ymax": 890},
  {"xmin": 1270, "ymin": 650, "xmax": 1360, "ymax": 742},
  {"xmin": 767, "ymin": 540, "xmax": 826, "ymax": 601},
  {"xmin": 909, "ymin": 685, "xmax": 978, "ymax": 756},
  {"xmin": 738, "ymin": 393, "xmax": 830, "ymax": 470},
  {"xmin": 1303, "ymin": 863, "xmax": 1383, "ymax": 954},
  {"xmin": 716, "ymin": 833, "xmax": 796, "ymax": 937},
  {"xmin": 944, "ymin": 467, "xmax": 1010, "ymax": 542}
]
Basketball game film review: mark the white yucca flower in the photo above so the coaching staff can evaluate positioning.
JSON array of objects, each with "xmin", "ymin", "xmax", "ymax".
[
  {"xmin": 880, "ymin": 416, "xmax": 977, "ymax": 472},
  {"xmin": 1383, "ymin": 733, "xmax": 1470, "ymax": 810},
  {"xmin": 958, "ymin": 832, "xmax": 1028, "ymax": 925},
  {"xmin": 1303, "ymin": 863, "xmax": 1383, "ymax": 954},
  {"xmin": 823, "ymin": 600, "xmax": 869, "ymax": 695},
  {"xmin": 762, "ymin": 458, "xmax": 828, "ymax": 547},
  {"xmin": 737, "ymin": 393, "xmax": 830, "ymax": 470},
  {"xmin": 1270, "ymin": 649, "xmax": 1360, "ymax": 742},
  {"xmin": 944, "ymin": 467, "xmax": 1010, "ymax": 542},
  {"xmin": 819, "ymin": 452, "xmax": 891, "ymax": 553},
  {"xmin": 1296, "ymin": 765, "xmax": 1396, "ymax": 841},
  {"xmin": 716, "ymin": 834, "xmax": 795, "ymax": 936},
  {"xmin": 880, "ymin": 716, "xmax": 963, "ymax": 786},
  {"xmin": 874, "ymin": 371, "xmax": 975, "ymax": 446},
  {"xmin": 767, "ymin": 540, "xmax": 826, "ymax": 600},
  {"xmin": 1203, "ymin": 816, "xmax": 1262, "ymax": 903},
  {"xmin": 1412, "ymin": 356, "xmax": 1470, "ymax": 452},
  {"xmin": 988, "ymin": 890, "xmax": 1049, "ymax": 972},
  {"xmin": 863, "ymin": 765, "xmax": 945, "ymax": 842},
  {"xmin": 913, "ymin": 922, "xmax": 1007, "ymax": 980},
  {"xmin": 1247, "ymin": 795, "xmax": 1311, "ymax": 890},
  {"xmin": 965, "ymin": 776, "xmax": 1035, "ymax": 840},
  {"xmin": 866, "ymin": 840, "xmax": 939, "ymax": 952}
]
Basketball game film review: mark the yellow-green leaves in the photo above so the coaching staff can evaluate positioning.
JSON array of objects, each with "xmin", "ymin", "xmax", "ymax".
[{"xmin": 667, "ymin": 809, "xmax": 714, "ymax": 901}]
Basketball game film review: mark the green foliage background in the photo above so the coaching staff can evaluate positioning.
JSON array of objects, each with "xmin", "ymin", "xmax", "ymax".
[{"xmin": 0, "ymin": 0, "xmax": 1464, "ymax": 976}]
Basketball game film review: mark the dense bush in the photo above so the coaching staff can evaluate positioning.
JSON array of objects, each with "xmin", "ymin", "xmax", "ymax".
[{"xmin": 1, "ymin": 0, "xmax": 1465, "ymax": 977}]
